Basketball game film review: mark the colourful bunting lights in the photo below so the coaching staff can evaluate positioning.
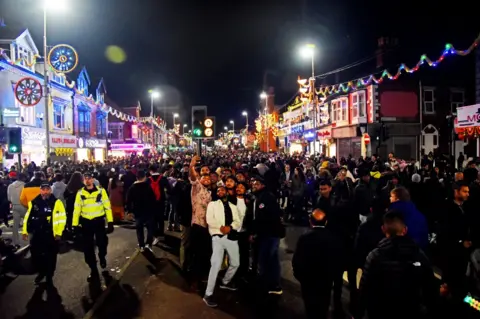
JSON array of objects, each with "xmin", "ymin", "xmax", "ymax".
[{"xmin": 297, "ymin": 33, "xmax": 480, "ymax": 98}]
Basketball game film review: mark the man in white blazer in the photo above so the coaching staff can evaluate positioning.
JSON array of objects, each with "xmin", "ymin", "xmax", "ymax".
[{"xmin": 203, "ymin": 185, "xmax": 242, "ymax": 308}]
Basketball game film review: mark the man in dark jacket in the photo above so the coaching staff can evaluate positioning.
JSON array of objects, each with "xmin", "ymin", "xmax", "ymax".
[
  {"xmin": 354, "ymin": 168, "xmax": 376, "ymax": 222},
  {"xmin": 293, "ymin": 210, "xmax": 344, "ymax": 319},
  {"xmin": 439, "ymin": 181, "xmax": 474, "ymax": 302},
  {"xmin": 316, "ymin": 179, "xmax": 358, "ymax": 314},
  {"xmin": 126, "ymin": 170, "xmax": 157, "ymax": 251},
  {"xmin": 248, "ymin": 176, "xmax": 284, "ymax": 295},
  {"xmin": 148, "ymin": 165, "xmax": 171, "ymax": 242},
  {"xmin": 358, "ymin": 210, "xmax": 437, "ymax": 319}
]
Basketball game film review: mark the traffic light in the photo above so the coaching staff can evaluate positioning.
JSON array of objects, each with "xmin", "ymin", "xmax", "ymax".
[
  {"xmin": 192, "ymin": 107, "xmax": 207, "ymax": 138},
  {"xmin": 8, "ymin": 127, "xmax": 22, "ymax": 154},
  {"xmin": 203, "ymin": 117, "xmax": 215, "ymax": 138}
]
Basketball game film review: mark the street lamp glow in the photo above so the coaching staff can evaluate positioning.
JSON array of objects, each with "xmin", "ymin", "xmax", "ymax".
[
  {"xmin": 242, "ymin": 111, "xmax": 247, "ymax": 116},
  {"xmin": 224, "ymin": 126, "xmax": 228, "ymax": 131},
  {"xmin": 150, "ymin": 91, "xmax": 160, "ymax": 98},
  {"xmin": 183, "ymin": 124, "xmax": 187, "ymax": 127},
  {"xmin": 260, "ymin": 92, "xmax": 267, "ymax": 99},
  {"xmin": 173, "ymin": 113, "xmax": 179, "ymax": 118},
  {"xmin": 44, "ymin": 0, "xmax": 67, "ymax": 10},
  {"xmin": 300, "ymin": 43, "xmax": 316, "ymax": 58},
  {"xmin": 229, "ymin": 120, "xmax": 234, "ymax": 124}
]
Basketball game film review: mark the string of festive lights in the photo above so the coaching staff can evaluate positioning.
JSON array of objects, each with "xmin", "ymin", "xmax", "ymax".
[
  {"xmin": 464, "ymin": 295, "xmax": 480, "ymax": 312},
  {"xmin": 0, "ymin": 49, "xmax": 166, "ymax": 130},
  {"xmin": 297, "ymin": 33, "xmax": 480, "ymax": 98}
]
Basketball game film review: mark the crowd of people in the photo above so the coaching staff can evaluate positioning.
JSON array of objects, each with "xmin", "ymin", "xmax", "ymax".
[{"xmin": 0, "ymin": 150, "xmax": 478, "ymax": 318}]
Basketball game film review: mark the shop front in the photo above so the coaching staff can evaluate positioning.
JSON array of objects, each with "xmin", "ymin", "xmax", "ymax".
[
  {"xmin": 77, "ymin": 137, "xmax": 107, "ymax": 162},
  {"xmin": 21, "ymin": 127, "xmax": 46, "ymax": 165},
  {"xmin": 110, "ymin": 143, "xmax": 145, "ymax": 157},
  {"xmin": 303, "ymin": 129, "xmax": 318, "ymax": 155},
  {"xmin": 332, "ymin": 125, "xmax": 361, "ymax": 159},
  {"xmin": 49, "ymin": 133, "xmax": 76, "ymax": 161},
  {"xmin": 317, "ymin": 126, "xmax": 335, "ymax": 157}
]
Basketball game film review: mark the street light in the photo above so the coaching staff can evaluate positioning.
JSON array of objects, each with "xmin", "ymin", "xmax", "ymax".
[
  {"xmin": 183, "ymin": 123, "xmax": 187, "ymax": 134},
  {"xmin": 149, "ymin": 90, "xmax": 160, "ymax": 144},
  {"xmin": 229, "ymin": 120, "xmax": 235, "ymax": 133},
  {"xmin": 242, "ymin": 111, "xmax": 248, "ymax": 131},
  {"xmin": 300, "ymin": 43, "xmax": 317, "ymax": 155},
  {"xmin": 260, "ymin": 92, "xmax": 269, "ymax": 152},
  {"xmin": 224, "ymin": 126, "xmax": 228, "ymax": 131},
  {"xmin": 300, "ymin": 43, "xmax": 316, "ymax": 78},
  {"xmin": 43, "ymin": 0, "xmax": 67, "ymax": 164},
  {"xmin": 173, "ymin": 113, "xmax": 179, "ymax": 129}
]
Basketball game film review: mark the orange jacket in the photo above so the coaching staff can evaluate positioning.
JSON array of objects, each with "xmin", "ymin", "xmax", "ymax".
[{"xmin": 20, "ymin": 179, "xmax": 42, "ymax": 207}]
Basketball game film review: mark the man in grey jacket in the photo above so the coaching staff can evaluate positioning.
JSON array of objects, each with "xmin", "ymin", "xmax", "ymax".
[{"xmin": 7, "ymin": 173, "xmax": 27, "ymax": 247}]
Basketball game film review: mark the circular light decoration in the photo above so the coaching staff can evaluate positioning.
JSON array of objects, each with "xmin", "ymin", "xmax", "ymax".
[
  {"xmin": 14, "ymin": 77, "xmax": 43, "ymax": 107},
  {"xmin": 205, "ymin": 128, "xmax": 213, "ymax": 137},
  {"xmin": 204, "ymin": 118, "xmax": 213, "ymax": 128},
  {"xmin": 47, "ymin": 44, "xmax": 79, "ymax": 73}
]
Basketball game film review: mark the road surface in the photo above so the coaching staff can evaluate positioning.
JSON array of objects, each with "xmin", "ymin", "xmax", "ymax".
[{"xmin": 0, "ymin": 224, "xmax": 138, "ymax": 319}]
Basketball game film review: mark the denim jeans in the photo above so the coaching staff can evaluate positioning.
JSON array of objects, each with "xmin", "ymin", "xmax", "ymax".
[
  {"xmin": 257, "ymin": 236, "xmax": 281, "ymax": 290},
  {"xmin": 135, "ymin": 215, "xmax": 154, "ymax": 247}
]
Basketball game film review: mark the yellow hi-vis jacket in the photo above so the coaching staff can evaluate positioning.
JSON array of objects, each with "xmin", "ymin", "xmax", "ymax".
[
  {"xmin": 22, "ymin": 197, "xmax": 67, "ymax": 237},
  {"xmin": 72, "ymin": 187, "xmax": 113, "ymax": 226}
]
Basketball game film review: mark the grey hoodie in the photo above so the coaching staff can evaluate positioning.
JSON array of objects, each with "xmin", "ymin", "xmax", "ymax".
[
  {"xmin": 7, "ymin": 180, "xmax": 26, "ymax": 212},
  {"xmin": 52, "ymin": 181, "xmax": 67, "ymax": 207}
]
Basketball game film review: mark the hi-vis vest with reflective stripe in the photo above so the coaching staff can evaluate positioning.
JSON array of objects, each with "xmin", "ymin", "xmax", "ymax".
[
  {"xmin": 22, "ymin": 196, "xmax": 67, "ymax": 237},
  {"xmin": 72, "ymin": 187, "xmax": 113, "ymax": 226}
]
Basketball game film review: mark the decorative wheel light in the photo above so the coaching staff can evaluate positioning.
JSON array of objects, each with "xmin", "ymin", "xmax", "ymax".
[
  {"xmin": 14, "ymin": 77, "xmax": 43, "ymax": 106},
  {"xmin": 47, "ymin": 44, "xmax": 79, "ymax": 73}
]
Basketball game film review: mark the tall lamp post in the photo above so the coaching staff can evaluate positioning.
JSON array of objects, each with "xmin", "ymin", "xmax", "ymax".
[
  {"xmin": 229, "ymin": 120, "xmax": 235, "ymax": 133},
  {"xmin": 224, "ymin": 126, "xmax": 228, "ymax": 132},
  {"xmin": 43, "ymin": 0, "xmax": 66, "ymax": 164},
  {"xmin": 183, "ymin": 124, "xmax": 187, "ymax": 135},
  {"xmin": 242, "ymin": 111, "xmax": 248, "ymax": 130},
  {"xmin": 300, "ymin": 43, "xmax": 317, "ymax": 155},
  {"xmin": 149, "ymin": 90, "xmax": 160, "ymax": 144},
  {"xmin": 173, "ymin": 113, "xmax": 179, "ymax": 130},
  {"xmin": 260, "ymin": 92, "xmax": 269, "ymax": 152}
]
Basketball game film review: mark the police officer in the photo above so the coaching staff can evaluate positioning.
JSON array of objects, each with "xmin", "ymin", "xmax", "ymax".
[
  {"xmin": 22, "ymin": 182, "xmax": 66, "ymax": 285},
  {"xmin": 73, "ymin": 172, "xmax": 114, "ymax": 281}
]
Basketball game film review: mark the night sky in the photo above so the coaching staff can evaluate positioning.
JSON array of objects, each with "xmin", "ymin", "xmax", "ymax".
[{"xmin": 1, "ymin": 0, "xmax": 478, "ymax": 129}]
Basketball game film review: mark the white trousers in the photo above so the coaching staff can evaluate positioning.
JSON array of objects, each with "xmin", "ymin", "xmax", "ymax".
[{"xmin": 205, "ymin": 235, "xmax": 240, "ymax": 297}]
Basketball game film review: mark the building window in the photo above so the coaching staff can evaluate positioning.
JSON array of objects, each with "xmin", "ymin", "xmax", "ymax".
[
  {"xmin": 96, "ymin": 113, "xmax": 106, "ymax": 137},
  {"xmin": 451, "ymin": 90, "xmax": 464, "ymax": 112},
  {"xmin": 52, "ymin": 72, "xmax": 65, "ymax": 85},
  {"xmin": 352, "ymin": 92, "xmax": 366, "ymax": 119},
  {"xmin": 78, "ymin": 110, "xmax": 91, "ymax": 135},
  {"xmin": 423, "ymin": 89, "xmax": 435, "ymax": 114},
  {"xmin": 53, "ymin": 103, "xmax": 65, "ymax": 129},
  {"xmin": 341, "ymin": 99, "xmax": 347, "ymax": 121},
  {"xmin": 332, "ymin": 101, "xmax": 340, "ymax": 122},
  {"xmin": 110, "ymin": 124, "xmax": 123, "ymax": 139}
]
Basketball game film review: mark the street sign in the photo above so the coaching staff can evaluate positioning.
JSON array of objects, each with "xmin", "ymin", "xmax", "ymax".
[{"xmin": 363, "ymin": 133, "xmax": 371, "ymax": 145}]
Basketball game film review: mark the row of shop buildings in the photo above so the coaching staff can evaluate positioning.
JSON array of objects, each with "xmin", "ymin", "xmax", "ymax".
[
  {"xmin": 278, "ymin": 77, "xmax": 474, "ymax": 161},
  {"xmin": 276, "ymin": 37, "xmax": 477, "ymax": 161},
  {"xmin": 0, "ymin": 28, "xmax": 164, "ymax": 166}
]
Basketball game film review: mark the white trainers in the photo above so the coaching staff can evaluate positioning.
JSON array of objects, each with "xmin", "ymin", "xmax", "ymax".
[
  {"xmin": 139, "ymin": 247, "xmax": 145, "ymax": 252},
  {"xmin": 152, "ymin": 237, "xmax": 160, "ymax": 246},
  {"xmin": 145, "ymin": 244, "xmax": 153, "ymax": 252}
]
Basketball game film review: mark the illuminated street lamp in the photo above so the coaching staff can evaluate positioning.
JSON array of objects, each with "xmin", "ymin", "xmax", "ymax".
[
  {"xmin": 183, "ymin": 123, "xmax": 187, "ymax": 134},
  {"xmin": 173, "ymin": 113, "xmax": 179, "ymax": 128},
  {"xmin": 300, "ymin": 43, "xmax": 316, "ymax": 77},
  {"xmin": 242, "ymin": 111, "xmax": 248, "ymax": 131},
  {"xmin": 260, "ymin": 92, "xmax": 269, "ymax": 152},
  {"xmin": 229, "ymin": 120, "xmax": 235, "ymax": 133},
  {"xmin": 224, "ymin": 126, "xmax": 228, "ymax": 131}
]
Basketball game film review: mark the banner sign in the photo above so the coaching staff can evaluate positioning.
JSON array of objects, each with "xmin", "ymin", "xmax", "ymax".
[{"xmin": 456, "ymin": 104, "xmax": 480, "ymax": 128}]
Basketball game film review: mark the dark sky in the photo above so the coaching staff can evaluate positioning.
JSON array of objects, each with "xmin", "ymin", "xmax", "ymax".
[{"xmin": 1, "ymin": 0, "xmax": 478, "ymax": 129}]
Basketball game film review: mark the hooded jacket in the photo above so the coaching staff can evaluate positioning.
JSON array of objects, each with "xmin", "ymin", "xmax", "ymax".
[
  {"xmin": 7, "ymin": 180, "xmax": 26, "ymax": 210},
  {"xmin": 20, "ymin": 178, "xmax": 42, "ymax": 207},
  {"xmin": 389, "ymin": 201, "xmax": 429, "ymax": 250}
]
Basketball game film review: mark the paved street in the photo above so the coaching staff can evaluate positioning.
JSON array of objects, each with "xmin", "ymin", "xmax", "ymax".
[{"xmin": 0, "ymin": 224, "xmax": 138, "ymax": 319}]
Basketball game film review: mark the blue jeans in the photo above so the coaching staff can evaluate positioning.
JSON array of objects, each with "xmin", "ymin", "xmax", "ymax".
[
  {"xmin": 257, "ymin": 237, "xmax": 281, "ymax": 290},
  {"xmin": 135, "ymin": 215, "xmax": 154, "ymax": 247}
]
